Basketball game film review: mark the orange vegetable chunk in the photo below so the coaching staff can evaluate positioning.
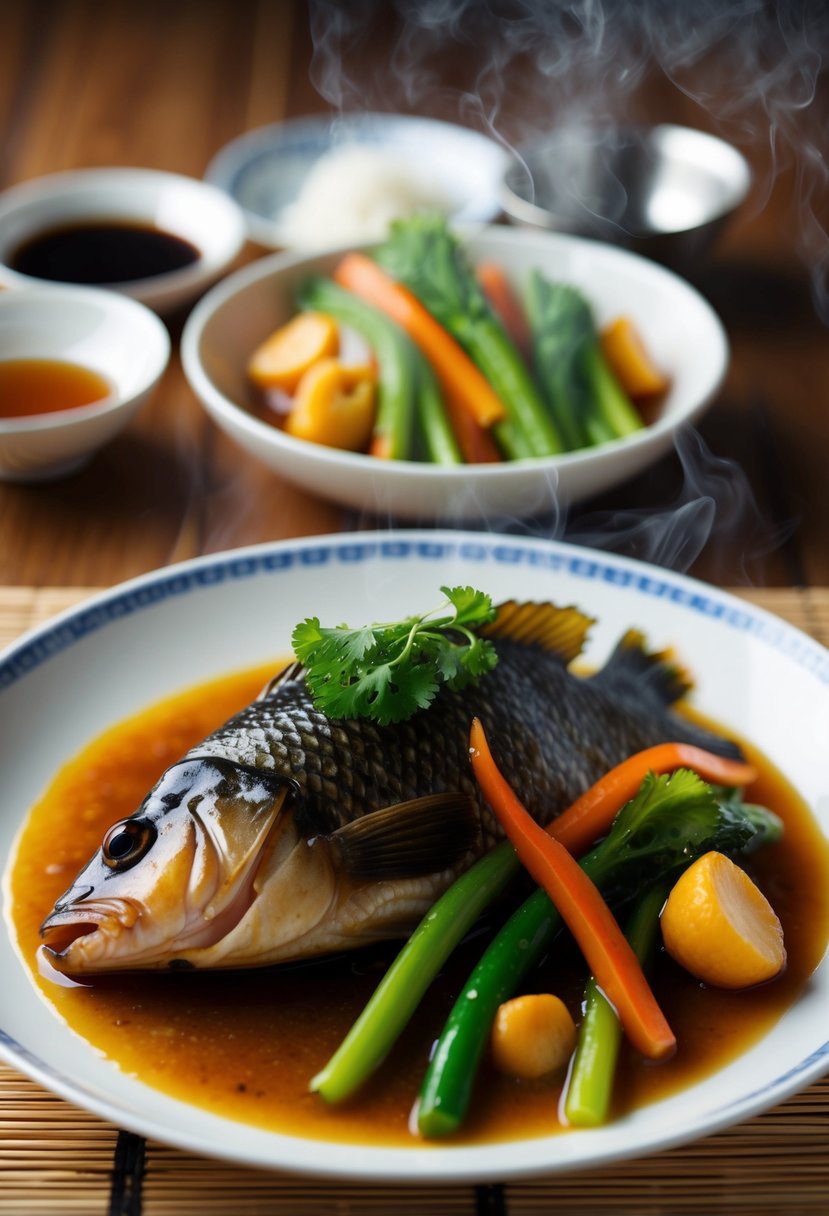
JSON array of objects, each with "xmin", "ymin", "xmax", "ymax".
[
  {"xmin": 491, "ymin": 994, "xmax": 577, "ymax": 1079},
  {"xmin": 248, "ymin": 312, "xmax": 339, "ymax": 393},
  {"xmin": 600, "ymin": 316, "xmax": 669, "ymax": 398},
  {"xmin": 661, "ymin": 851, "xmax": 786, "ymax": 989},
  {"xmin": 285, "ymin": 359, "xmax": 376, "ymax": 451}
]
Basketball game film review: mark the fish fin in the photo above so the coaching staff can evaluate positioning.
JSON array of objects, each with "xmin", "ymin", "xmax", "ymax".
[
  {"xmin": 590, "ymin": 629, "xmax": 693, "ymax": 706},
  {"xmin": 326, "ymin": 793, "xmax": 480, "ymax": 880},
  {"xmin": 257, "ymin": 660, "xmax": 305, "ymax": 700},
  {"xmin": 481, "ymin": 601, "xmax": 594, "ymax": 664}
]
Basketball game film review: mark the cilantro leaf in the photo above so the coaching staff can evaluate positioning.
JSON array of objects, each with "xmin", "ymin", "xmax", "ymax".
[{"xmin": 291, "ymin": 588, "xmax": 499, "ymax": 724}]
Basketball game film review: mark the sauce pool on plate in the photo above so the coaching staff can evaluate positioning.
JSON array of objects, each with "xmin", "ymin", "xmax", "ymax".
[
  {"xmin": 8, "ymin": 665, "xmax": 829, "ymax": 1147},
  {"xmin": 10, "ymin": 220, "xmax": 200, "ymax": 285},
  {"xmin": 0, "ymin": 358, "xmax": 113, "ymax": 420}
]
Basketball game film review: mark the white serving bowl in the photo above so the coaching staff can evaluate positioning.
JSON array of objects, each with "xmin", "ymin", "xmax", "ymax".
[
  {"xmin": 0, "ymin": 168, "xmax": 247, "ymax": 314},
  {"xmin": 204, "ymin": 112, "xmax": 508, "ymax": 249},
  {"xmin": 0, "ymin": 286, "xmax": 170, "ymax": 482},
  {"xmin": 181, "ymin": 227, "xmax": 728, "ymax": 523}
]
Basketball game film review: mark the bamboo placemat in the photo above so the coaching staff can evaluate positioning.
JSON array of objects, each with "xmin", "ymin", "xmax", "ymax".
[{"xmin": 1, "ymin": 585, "xmax": 827, "ymax": 1216}]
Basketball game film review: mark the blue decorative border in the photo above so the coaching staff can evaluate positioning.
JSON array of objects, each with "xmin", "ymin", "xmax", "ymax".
[
  {"xmin": 723, "ymin": 1039, "xmax": 829, "ymax": 1112},
  {"xmin": 3, "ymin": 537, "xmax": 829, "ymax": 691}
]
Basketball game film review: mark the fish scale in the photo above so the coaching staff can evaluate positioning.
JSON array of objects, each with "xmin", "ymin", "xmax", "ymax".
[{"xmin": 184, "ymin": 632, "xmax": 736, "ymax": 850}]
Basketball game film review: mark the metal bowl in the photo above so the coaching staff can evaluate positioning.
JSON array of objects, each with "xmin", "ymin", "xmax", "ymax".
[{"xmin": 500, "ymin": 124, "xmax": 751, "ymax": 269}]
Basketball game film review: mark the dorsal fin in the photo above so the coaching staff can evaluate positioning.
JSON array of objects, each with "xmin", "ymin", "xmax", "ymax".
[
  {"xmin": 590, "ymin": 629, "xmax": 693, "ymax": 707},
  {"xmin": 480, "ymin": 600, "xmax": 595, "ymax": 664},
  {"xmin": 257, "ymin": 660, "xmax": 305, "ymax": 701}
]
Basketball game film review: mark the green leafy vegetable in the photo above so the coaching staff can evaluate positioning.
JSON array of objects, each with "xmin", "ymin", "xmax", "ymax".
[
  {"xmin": 375, "ymin": 216, "xmax": 565, "ymax": 459},
  {"xmin": 291, "ymin": 586, "xmax": 498, "ymax": 725},
  {"xmin": 525, "ymin": 271, "xmax": 644, "ymax": 449}
]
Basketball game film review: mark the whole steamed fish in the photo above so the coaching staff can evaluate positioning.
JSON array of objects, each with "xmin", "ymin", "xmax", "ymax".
[{"xmin": 41, "ymin": 601, "xmax": 741, "ymax": 974}]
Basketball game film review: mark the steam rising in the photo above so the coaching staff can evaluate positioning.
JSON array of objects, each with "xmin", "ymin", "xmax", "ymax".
[
  {"xmin": 299, "ymin": 2, "xmax": 828, "ymax": 580},
  {"xmin": 309, "ymin": 0, "xmax": 828, "ymax": 314}
]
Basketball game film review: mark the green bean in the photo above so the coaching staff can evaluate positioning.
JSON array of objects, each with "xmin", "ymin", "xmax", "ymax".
[
  {"xmin": 563, "ymin": 881, "xmax": 669, "ymax": 1128},
  {"xmin": 416, "ymin": 359, "xmax": 463, "ymax": 465},
  {"xmin": 310, "ymin": 842, "xmax": 519, "ymax": 1104}
]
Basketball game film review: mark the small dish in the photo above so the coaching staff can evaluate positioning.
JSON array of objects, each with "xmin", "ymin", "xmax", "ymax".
[
  {"xmin": 204, "ymin": 113, "xmax": 509, "ymax": 249},
  {"xmin": 0, "ymin": 286, "xmax": 170, "ymax": 482},
  {"xmin": 500, "ymin": 124, "xmax": 751, "ymax": 270},
  {"xmin": 0, "ymin": 168, "xmax": 247, "ymax": 314},
  {"xmin": 181, "ymin": 226, "xmax": 728, "ymax": 522}
]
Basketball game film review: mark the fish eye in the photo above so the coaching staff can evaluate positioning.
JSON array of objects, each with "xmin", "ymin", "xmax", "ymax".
[{"xmin": 101, "ymin": 818, "xmax": 156, "ymax": 871}]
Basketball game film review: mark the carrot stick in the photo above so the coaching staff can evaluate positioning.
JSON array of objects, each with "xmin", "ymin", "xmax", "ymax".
[
  {"xmin": 333, "ymin": 253, "xmax": 507, "ymax": 430},
  {"xmin": 444, "ymin": 390, "xmax": 503, "ymax": 464},
  {"xmin": 477, "ymin": 261, "xmax": 533, "ymax": 362},
  {"xmin": 550, "ymin": 743, "xmax": 758, "ymax": 858},
  {"xmin": 469, "ymin": 718, "xmax": 676, "ymax": 1061}
]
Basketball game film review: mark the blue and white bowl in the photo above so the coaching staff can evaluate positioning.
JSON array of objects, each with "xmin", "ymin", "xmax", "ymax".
[{"xmin": 205, "ymin": 112, "xmax": 509, "ymax": 249}]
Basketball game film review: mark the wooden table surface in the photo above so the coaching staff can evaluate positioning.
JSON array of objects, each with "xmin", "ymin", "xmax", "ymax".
[{"xmin": 2, "ymin": 3, "xmax": 828, "ymax": 1214}]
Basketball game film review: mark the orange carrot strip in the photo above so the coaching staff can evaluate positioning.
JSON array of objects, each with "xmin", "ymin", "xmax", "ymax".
[
  {"xmin": 469, "ymin": 718, "xmax": 676, "ymax": 1061},
  {"xmin": 444, "ymin": 390, "xmax": 503, "ymax": 464},
  {"xmin": 477, "ymin": 261, "xmax": 533, "ymax": 362},
  {"xmin": 333, "ymin": 253, "xmax": 507, "ymax": 429},
  {"xmin": 550, "ymin": 743, "xmax": 758, "ymax": 858}
]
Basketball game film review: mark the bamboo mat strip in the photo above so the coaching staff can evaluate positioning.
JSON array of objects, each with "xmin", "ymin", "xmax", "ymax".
[{"xmin": 0, "ymin": 585, "xmax": 827, "ymax": 1216}]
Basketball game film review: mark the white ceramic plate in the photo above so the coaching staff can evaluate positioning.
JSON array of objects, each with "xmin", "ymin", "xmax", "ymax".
[
  {"xmin": 1, "ymin": 531, "xmax": 827, "ymax": 1182},
  {"xmin": 204, "ymin": 113, "xmax": 508, "ymax": 248},
  {"xmin": 181, "ymin": 227, "xmax": 728, "ymax": 522}
]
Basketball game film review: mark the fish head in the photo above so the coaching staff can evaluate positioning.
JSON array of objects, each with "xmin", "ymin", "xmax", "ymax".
[{"xmin": 39, "ymin": 756, "xmax": 294, "ymax": 973}]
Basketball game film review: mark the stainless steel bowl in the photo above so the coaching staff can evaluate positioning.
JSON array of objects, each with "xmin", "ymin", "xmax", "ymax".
[{"xmin": 500, "ymin": 124, "xmax": 751, "ymax": 268}]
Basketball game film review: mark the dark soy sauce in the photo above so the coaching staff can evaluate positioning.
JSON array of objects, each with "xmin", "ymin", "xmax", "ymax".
[{"xmin": 11, "ymin": 221, "xmax": 200, "ymax": 285}]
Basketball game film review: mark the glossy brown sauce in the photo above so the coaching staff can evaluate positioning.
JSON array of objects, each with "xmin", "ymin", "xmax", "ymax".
[
  {"xmin": 11, "ymin": 221, "xmax": 199, "ymax": 285},
  {"xmin": 0, "ymin": 358, "xmax": 113, "ymax": 420},
  {"xmin": 9, "ymin": 666, "xmax": 829, "ymax": 1147}
]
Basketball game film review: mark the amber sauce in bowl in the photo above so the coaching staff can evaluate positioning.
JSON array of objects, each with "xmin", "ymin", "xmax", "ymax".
[
  {"xmin": 9, "ymin": 666, "xmax": 829, "ymax": 1148},
  {"xmin": 0, "ymin": 358, "xmax": 113, "ymax": 420}
]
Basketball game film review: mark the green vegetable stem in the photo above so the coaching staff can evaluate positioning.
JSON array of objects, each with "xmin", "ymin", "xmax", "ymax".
[
  {"xmin": 309, "ymin": 841, "xmax": 520, "ymax": 1104},
  {"xmin": 563, "ymin": 880, "xmax": 670, "ymax": 1128},
  {"xmin": 376, "ymin": 217, "xmax": 565, "ymax": 459},
  {"xmin": 415, "ymin": 357, "xmax": 463, "ymax": 466}
]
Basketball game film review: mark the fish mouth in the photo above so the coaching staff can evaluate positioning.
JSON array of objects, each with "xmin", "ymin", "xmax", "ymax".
[
  {"xmin": 40, "ymin": 917, "xmax": 99, "ymax": 955},
  {"xmin": 39, "ymin": 900, "xmax": 137, "ymax": 971}
]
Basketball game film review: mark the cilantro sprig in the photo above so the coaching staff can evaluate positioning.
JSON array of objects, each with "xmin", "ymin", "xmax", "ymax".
[{"xmin": 291, "ymin": 586, "xmax": 499, "ymax": 725}]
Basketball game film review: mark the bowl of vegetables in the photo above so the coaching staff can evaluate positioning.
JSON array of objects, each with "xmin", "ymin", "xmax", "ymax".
[{"xmin": 181, "ymin": 221, "xmax": 728, "ymax": 522}]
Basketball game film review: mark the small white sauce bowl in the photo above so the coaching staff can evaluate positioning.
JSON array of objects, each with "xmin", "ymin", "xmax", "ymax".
[
  {"xmin": 0, "ymin": 168, "xmax": 247, "ymax": 314},
  {"xmin": 0, "ymin": 285, "xmax": 170, "ymax": 482}
]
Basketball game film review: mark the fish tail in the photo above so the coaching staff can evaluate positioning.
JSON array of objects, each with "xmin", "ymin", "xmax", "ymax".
[{"xmin": 590, "ymin": 629, "xmax": 743, "ymax": 760}]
